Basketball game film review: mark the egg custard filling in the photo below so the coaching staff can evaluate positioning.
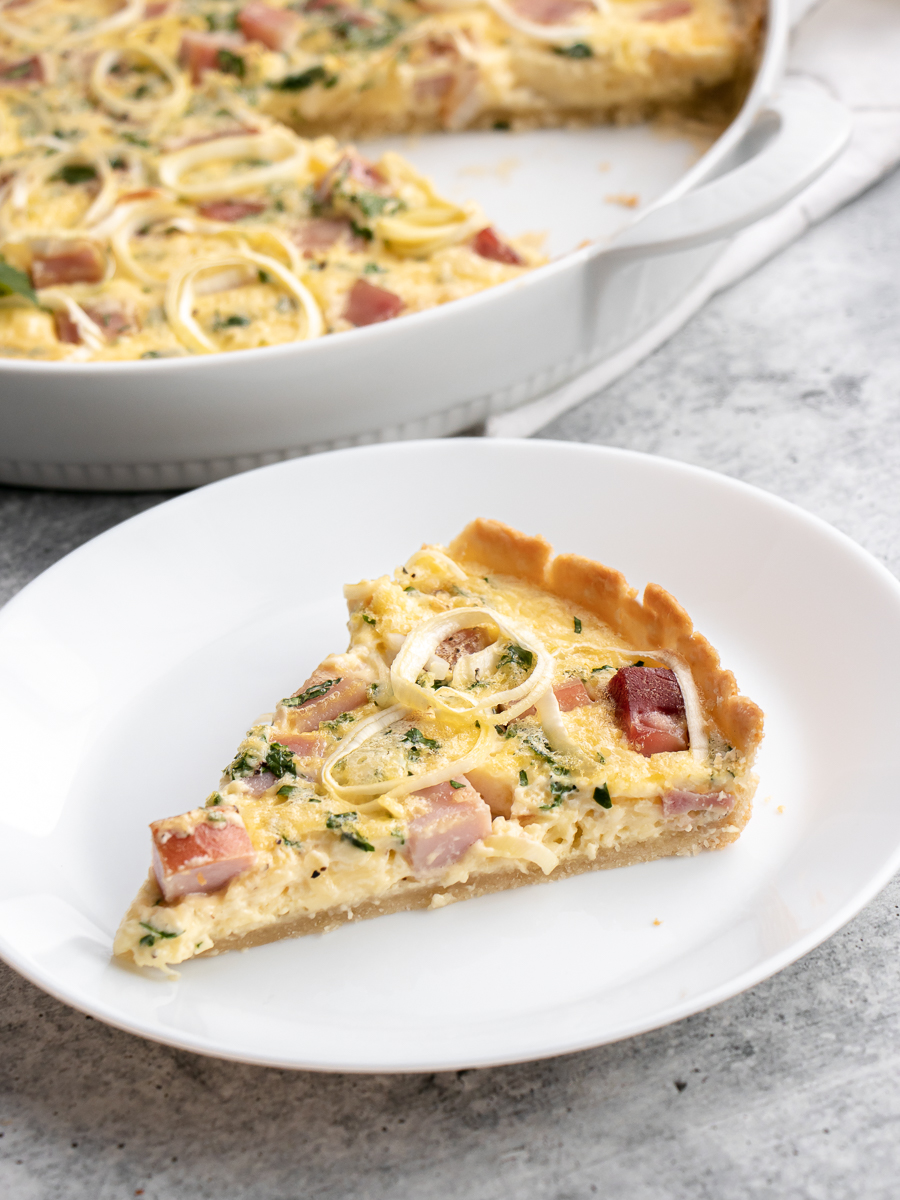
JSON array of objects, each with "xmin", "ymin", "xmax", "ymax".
[
  {"xmin": 0, "ymin": 0, "xmax": 760, "ymax": 362},
  {"xmin": 115, "ymin": 518, "xmax": 764, "ymax": 973}
]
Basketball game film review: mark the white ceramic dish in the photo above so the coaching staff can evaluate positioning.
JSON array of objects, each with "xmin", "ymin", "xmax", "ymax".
[
  {"xmin": 0, "ymin": 1, "xmax": 851, "ymax": 491},
  {"xmin": 1, "ymin": 438, "xmax": 899, "ymax": 1072}
]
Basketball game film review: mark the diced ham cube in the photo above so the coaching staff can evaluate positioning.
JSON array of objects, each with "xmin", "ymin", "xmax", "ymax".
[
  {"xmin": 179, "ymin": 31, "xmax": 246, "ymax": 85},
  {"xmin": 313, "ymin": 153, "xmax": 386, "ymax": 206},
  {"xmin": 434, "ymin": 626, "xmax": 492, "ymax": 668},
  {"xmin": 284, "ymin": 674, "xmax": 369, "ymax": 733},
  {"xmin": 145, "ymin": 1, "xmax": 170, "ymax": 15},
  {"xmin": 197, "ymin": 198, "xmax": 267, "ymax": 222},
  {"xmin": 608, "ymin": 666, "xmax": 689, "ymax": 756},
  {"xmin": 343, "ymin": 278, "xmax": 404, "ymax": 327},
  {"xmin": 553, "ymin": 678, "xmax": 593, "ymax": 712},
  {"xmin": 661, "ymin": 790, "xmax": 733, "ymax": 818},
  {"xmin": 641, "ymin": 2, "xmax": 692, "ymax": 20},
  {"xmin": 0, "ymin": 56, "xmax": 44, "ymax": 85},
  {"xmin": 404, "ymin": 777, "xmax": 492, "ymax": 874},
  {"xmin": 53, "ymin": 309, "xmax": 81, "ymax": 345},
  {"xmin": 238, "ymin": 1, "xmax": 301, "ymax": 50},
  {"xmin": 242, "ymin": 770, "xmax": 278, "ymax": 796},
  {"xmin": 275, "ymin": 731, "xmax": 328, "ymax": 758},
  {"xmin": 509, "ymin": 0, "xmax": 592, "ymax": 23},
  {"xmin": 290, "ymin": 216, "xmax": 361, "ymax": 256},
  {"xmin": 30, "ymin": 239, "xmax": 106, "ymax": 288},
  {"xmin": 472, "ymin": 226, "xmax": 525, "ymax": 266},
  {"xmin": 151, "ymin": 805, "xmax": 256, "ymax": 901},
  {"xmin": 414, "ymin": 73, "xmax": 454, "ymax": 103}
]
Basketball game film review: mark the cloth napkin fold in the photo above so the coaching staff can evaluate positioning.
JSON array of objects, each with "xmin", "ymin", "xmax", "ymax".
[{"xmin": 486, "ymin": 0, "xmax": 900, "ymax": 438}]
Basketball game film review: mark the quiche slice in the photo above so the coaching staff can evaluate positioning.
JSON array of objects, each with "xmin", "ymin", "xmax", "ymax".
[{"xmin": 114, "ymin": 519, "xmax": 764, "ymax": 973}]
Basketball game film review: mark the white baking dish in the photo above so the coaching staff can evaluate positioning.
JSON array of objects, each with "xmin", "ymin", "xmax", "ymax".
[{"xmin": 0, "ymin": 0, "xmax": 849, "ymax": 491}]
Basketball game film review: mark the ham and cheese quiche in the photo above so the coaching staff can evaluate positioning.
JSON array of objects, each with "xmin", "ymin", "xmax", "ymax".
[
  {"xmin": 0, "ymin": 0, "xmax": 760, "ymax": 362},
  {"xmin": 115, "ymin": 518, "xmax": 764, "ymax": 973}
]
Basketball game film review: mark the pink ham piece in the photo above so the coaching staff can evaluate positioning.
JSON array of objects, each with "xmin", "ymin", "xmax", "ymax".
[
  {"xmin": 434, "ymin": 626, "xmax": 492, "ymax": 668},
  {"xmin": 662, "ymin": 790, "xmax": 733, "ymax": 818},
  {"xmin": 30, "ymin": 239, "xmax": 105, "ymax": 288},
  {"xmin": 404, "ymin": 777, "xmax": 492, "ymax": 874},
  {"xmin": 343, "ymin": 278, "xmax": 404, "ymax": 327},
  {"xmin": 509, "ymin": 0, "xmax": 592, "ymax": 23},
  {"xmin": 553, "ymin": 678, "xmax": 593, "ymax": 712},
  {"xmin": 197, "ymin": 198, "xmax": 267, "ymax": 222},
  {"xmin": 145, "ymin": 1, "xmax": 170, "ymax": 15},
  {"xmin": 179, "ymin": 31, "xmax": 246, "ymax": 84},
  {"xmin": 290, "ymin": 216, "xmax": 362, "ymax": 256},
  {"xmin": 472, "ymin": 226, "xmax": 525, "ymax": 266},
  {"xmin": 313, "ymin": 153, "xmax": 386, "ymax": 206},
  {"xmin": 151, "ymin": 805, "xmax": 256, "ymax": 901},
  {"xmin": 641, "ymin": 1, "xmax": 692, "ymax": 20},
  {"xmin": 238, "ymin": 1, "xmax": 301, "ymax": 50},
  {"xmin": 53, "ymin": 310, "xmax": 81, "ymax": 345},
  {"xmin": 53, "ymin": 297, "xmax": 137, "ymax": 344},
  {"xmin": 284, "ymin": 674, "xmax": 369, "ymax": 733},
  {"xmin": 414, "ymin": 74, "xmax": 454, "ymax": 102},
  {"xmin": 0, "ymin": 56, "xmax": 43, "ymax": 85},
  {"xmin": 608, "ymin": 666, "xmax": 689, "ymax": 756},
  {"xmin": 242, "ymin": 771, "xmax": 278, "ymax": 796},
  {"xmin": 274, "ymin": 731, "xmax": 328, "ymax": 758}
]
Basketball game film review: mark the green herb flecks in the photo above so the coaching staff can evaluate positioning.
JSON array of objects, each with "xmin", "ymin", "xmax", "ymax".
[
  {"xmin": 594, "ymin": 783, "xmax": 612, "ymax": 809},
  {"xmin": 519, "ymin": 770, "xmax": 528, "ymax": 787},
  {"xmin": 449, "ymin": 779, "xmax": 465, "ymax": 789},
  {"xmin": 212, "ymin": 313, "xmax": 250, "ymax": 331},
  {"xmin": 216, "ymin": 48, "xmax": 245, "ymax": 78},
  {"xmin": 0, "ymin": 256, "xmax": 37, "ymax": 306},
  {"xmin": 634, "ymin": 660, "xmax": 645, "ymax": 668},
  {"xmin": 540, "ymin": 779, "xmax": 577, "ymax": 811},
  {"xmin": 205, "ymin": 791, "xmax": 223, "ymax": 807},
  {"xmin": 553, "ymin": 42, "xmax": 592, "ymax": 58},
  {"xmin": 276, "ymin": 784, "xmax": 302, "ymax": 799},
  {"xmin": 592, "ymin": 665, "xmax": 613, "ymax": 674},
  {"xmin": 573, "ymin": 617, "xmax": 582, "ymax": 634},
  {"xmin": 283, "ymin": 678, "xmax": 340, "ymax": 708},
  {"xmin": 402, "ymin": 728, "xmax": 440, "ymax": 755},
  {"xmin": 278, "ymin": 833, "xmax": 304, "ymax": 850},
  {"xmin": 272, "ymin": 65, "xmax": 328, "ymax": 91},
  {"xmin": 326, "ymin": 811, "xmax": 374, "ymax": 852},
  {"xmin": 363, "ymin": 262, "xmax": 386, "ymax": 274},
  {"xmin": 322, "ymin": 711, "xmax": 354, "ymax": 734},
  {"xmin": 122, "ymin": 131, "xmax": 150, "ymax": 147},
  {"xmin": 53, "ymin": 162, "xmax": 97, "ymax": 185},
  {"xmin": 362, "ymin": 613, "xmax": 376, "ymax": 625},
  {"xmin": 265, "ymin": 742, "xmax": 297, "ymax": 778},
  {"xmin": 227, "ymin": 745, "xmax": 263, "ymax": 778},
  {"xmin": 139, "ymin": 921, "xmax": 180, "ymax": 947},
  {"xmin": 498, "ymin": 643, "xmax": 534, "ymax": 672}
]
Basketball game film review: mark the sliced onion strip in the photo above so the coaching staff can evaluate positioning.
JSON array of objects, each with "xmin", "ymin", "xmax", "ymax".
[
  {"xmin": 390, "ymin": 606, "xmax": 554, "ymax": 723},
  {"xmin": 482, "ymin": 832, "xmax": 559, "ymax": 875},
  {"xmin": 483, "ymin": 0, "xmax": 607, "ymax": 44},
  {"xmin": 158, "ymin": 130, "xmax": 309, "ymax": 201},
  {"xmin": 91, "ymin": 44, "xmax": 189, "ymax": 129},
  {"xmin": 164, "ymin": 247, "xmax": 323, "ymax": 353},
  {"xmin": 0, "ymin": 0, "xmax": 145, "ymax": 49}
]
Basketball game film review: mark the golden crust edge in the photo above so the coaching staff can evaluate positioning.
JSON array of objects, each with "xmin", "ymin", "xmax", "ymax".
[
  {"xmin": 115, "ymin": 791, "xmax": 751, "ymax": 964},
  {"xmin": 449, "ymin": 518, "xmax": 765, "ymax": 759}
]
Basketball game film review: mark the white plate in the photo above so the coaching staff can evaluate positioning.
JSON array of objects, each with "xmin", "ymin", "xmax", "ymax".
[{"xmin": 1, "ymin": 439, "xmax": 898, "ymax": 1072}]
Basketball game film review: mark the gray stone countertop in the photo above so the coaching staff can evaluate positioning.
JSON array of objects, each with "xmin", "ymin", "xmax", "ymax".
[{"xmin": 2, "ymin": 166, "xmax": 900, "ymax": 1200}]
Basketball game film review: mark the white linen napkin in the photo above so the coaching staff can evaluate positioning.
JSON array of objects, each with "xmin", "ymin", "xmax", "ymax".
[{"xmin": 486, "ymin": 0, "xmax": 900, "ymax": 438}]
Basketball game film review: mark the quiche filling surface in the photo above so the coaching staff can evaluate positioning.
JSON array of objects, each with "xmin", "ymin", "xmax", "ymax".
[
  {"xmin": 0, "ymin": 0, "xmax": 760, "ymax": 361},
  {"xmin": 115, "ymin": 519, "xmax": 764, "ymax": 972}
]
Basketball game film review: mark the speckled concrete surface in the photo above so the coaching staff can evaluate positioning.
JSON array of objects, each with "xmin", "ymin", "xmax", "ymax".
[{"xmin": 2, "ymin": 167, "xmax": 900, "ymax": 1200}]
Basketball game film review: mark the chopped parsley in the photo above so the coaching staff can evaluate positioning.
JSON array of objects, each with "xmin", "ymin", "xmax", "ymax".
[
  {"xmin": 53, "ymin": 163, "xmax": 97, "ymax": 185},
  {"xmin": 594, "ymin": 783, "xmax": 612, "ymax": 809},
  {"xmin": 592, "ymin": 665, "xmax": 613, "ymax": 673},
  {"xmin": 139, "ymin": 921, "xmax": 180, "ymax": 947},
  {"xmin": 573, "ymin": 617, "xmax": 582, "ymax": 634},
  {"xmin": 283, "ymin": 678, "xmax": 340, "ymax": 707},
  {"xmin": 264, "ymin": 742, "xmax": 297, "ymax": 778},
  {"xmin": 554, "ymin": 42, "xmax": 593, "ymax": 58},
  {"xmin": 540, "ymin": 779, "xmax": 577, "ymax": 810},
  {"xmin": 276, "ymin": 784, "xmax": 301, "ymax": 799},
  {"xmin": 322, "ymin": 711, "xmax": 354, "ymax": 733},
  {"xmin": 402, "ymin": 728, "xmax": 440, "ymax": 753},
  {"xmin": 272, "ymin": 65, "xmax": 328, "ymax": 91},
  {"xmin": 216, "ymin": 48, "xmax": 245, "ymax": 78},
  {"xmin": 498, "ymin": 643, "xmax": 534, "ymax": 672},
  {"xmin": 0, "ymin": 256, "xmax": 37, "ymax": 306},
  {"xmin": 227, "ymin": 746, "xmax": 262, "ymax": 778},
  {"xmin": 634, "ymin": 660, "xmax": 645, "ymax": 668},
  {"xmin": 449, "ymin": 779, "xmax": 465, "ymax": 789},
  {"xmin": 363, "ymin": 262, "xmax": 386, "ymax": 274},
  {"xmin": 362, "ymin": 613, "xmax": 376, "ymax": 624},
  {"xmin": 205, "ymin": 791, "xmax": 223, "ymax": 807},
  {"xmin": 278, "ymin": 833, "xmax": 304, "ymax": 850},
  {"xmin": 519, "ymin": 770, "xmax": 528, "ymax": 787},
  {"xmin": 326, "ymin": 811, "xmax": 374, "ymax": 851},
  {"xmin": 212, "ymin": 313, "xmax": 251, "ymax": 331},
  {"xmin": 122, "ymin": 132, "xmax": 150, "ymax": 147}
]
